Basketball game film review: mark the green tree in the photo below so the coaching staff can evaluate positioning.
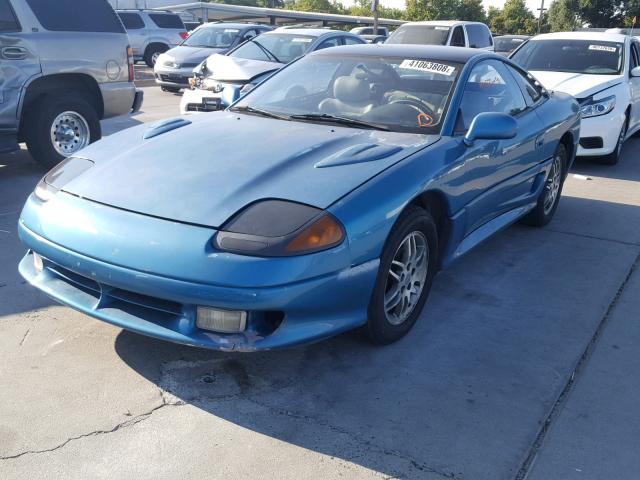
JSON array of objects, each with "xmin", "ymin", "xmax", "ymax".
[
  {"xmin": 457, "ymin": 0, "xmax": 486, "ymax": 22},
  {"xmin": 547, "ymin": 0, "xmax": 581, "ymax": 31},
  {"xmin": 405, "ymin": 0, "xmax": 486, "ymax": 22},
  {"xmin": 577, "ymin": 0, "xmax": 624, "ymax": 28},
  {"xmin": 487, "ymin": 0, "xmax": 536, "ymax": 34},
  {"xmin": 291, "ymin": 0, "xmax": 342, "ymax": 13}
]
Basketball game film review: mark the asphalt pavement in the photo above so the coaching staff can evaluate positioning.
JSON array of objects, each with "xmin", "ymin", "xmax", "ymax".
[{"xmin": 0, "ymin": 86, "xmax": 638, "ymax": 480}]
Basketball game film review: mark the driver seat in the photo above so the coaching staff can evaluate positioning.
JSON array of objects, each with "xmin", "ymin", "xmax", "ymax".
[{"xmin": 319, "ymin": 76, "xmax": 375, "ymax": 116}]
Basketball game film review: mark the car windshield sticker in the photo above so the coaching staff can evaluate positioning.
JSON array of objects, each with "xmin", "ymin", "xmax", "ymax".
[
  {"xmin": 292, "ymin": 38, "xmax": 313, "ymax": 43},
  {"xmin": 224, "ymin": 29, "xmax": 240, "ymax": 33},
  {"xmin": 589, "ymin": 45, "xmax": 617, "ymax": 53},
  {"xmin": 400, "ymin": 60, "xmax": 456, "ymax": 76},
  {"xmin": 435, "ymin": 26, "xmax": 449, "ymax": 30}
]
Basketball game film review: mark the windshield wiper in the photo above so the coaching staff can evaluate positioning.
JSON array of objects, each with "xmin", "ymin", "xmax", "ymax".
[
  {"xmin": 248, "ymin": 39, "xmax": 281, "ymax": 63},
  {"xmin": 289, "ymin": 113, "xmax": 390, "ymax": 131},
  {"xmin": 230, "ymin": 105, "xmax": 290, "ymax": 121}
]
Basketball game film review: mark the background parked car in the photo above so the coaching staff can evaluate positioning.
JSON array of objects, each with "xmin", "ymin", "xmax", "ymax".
[
  {"xmin": 511, "ymin": 31, "xmax": 640, "ymax": 165},
  {"xmin": 180, "ymin": 28, "xmax": 365, "ymax": 114},
  {"xmin": 350, "ymin": 25, "xmax": 389, "ymax": 43},
  {"xmin": 0, "ymin": 0, "xmax": 142, "ymax": 168},
  {"xmin": 386, "ymin": 21, "xmax": 494, "ymax": 51},
  {"xmin": 116, "ymin": 9, "xmax": 187, "ymax": 67},
  {"xmin": 154, "ymin": 23, "xmax": 272, "ymax": 93},
  {"xmin": 494, "ymin": 34, "xmax": 529, "ymax": 56}
]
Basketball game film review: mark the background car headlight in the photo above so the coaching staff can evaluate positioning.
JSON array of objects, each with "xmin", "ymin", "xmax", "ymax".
[
  {"xmin": 34, "ymin": 157, "xmax": 94, "ymax": 202},
  {"xmin": 214, "ymin": 200, "xmax": 345, "ymax": 256},
  {"xmin": 580, "ymin": 95, "xmax": 616, "ymax": 118}
]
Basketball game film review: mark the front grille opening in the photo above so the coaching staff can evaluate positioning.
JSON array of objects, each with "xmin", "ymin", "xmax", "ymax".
[
  {"xmin": 579, "ymin": 137, "xmax": 603, "ymax": 149},
  {"xmin": 45, "ymin": 261, "xmax": 100, "ymax": 296},
  {"xmin": 250, "ymin": 311, "xmax": 285, "ymax": 337},
  {"xmin": 108, "ymin": 287, "xmax": 182, "ymax": 315}
]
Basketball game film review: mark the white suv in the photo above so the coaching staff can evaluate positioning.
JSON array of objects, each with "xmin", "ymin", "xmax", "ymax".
[
  {"xmin": 511, "ymin": 32, "xmax": 640, "ymax": 165},
  {"xmin": 386, "ymin": 21, "xmax": 494, "ymax": 51}
]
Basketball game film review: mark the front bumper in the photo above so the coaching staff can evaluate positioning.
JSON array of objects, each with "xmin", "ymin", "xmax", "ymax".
[
  {"xmin": 18, "ymin": 194, "xmax": 378, "ymax": 351},
  {"xmin": 154, "ymin": 66, "xmax": 196, "ymax": 88},
  {"xmin": 577, "ymin": 109, "xmax": 626, "ymax": 157}
]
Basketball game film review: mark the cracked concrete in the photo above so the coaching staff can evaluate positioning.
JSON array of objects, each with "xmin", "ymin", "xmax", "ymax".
[{"xmin": 1, "ymin": 87, "xmax": 639, "ymax": 479}]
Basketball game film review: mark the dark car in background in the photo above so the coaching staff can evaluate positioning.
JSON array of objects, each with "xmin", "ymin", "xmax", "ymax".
[
  {"xmin": 494, "ymin": 34, "xmax": 530, "ymax": 56},
  {"xmin": 0, "ymin": 0, "xmax": 142, "ymax": 168},
  {"xmin": 350, "ymin": 25, "xmax": 389, "ymax": 43},
  {"xmin": 154, "ymin": 23, "xmax": 272, "ymax": 93}
]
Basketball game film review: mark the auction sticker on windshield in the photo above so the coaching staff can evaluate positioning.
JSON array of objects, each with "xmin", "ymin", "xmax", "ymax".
[
  {"xmin": 588, "ymin": 45, "xmax": 617, "ymax": 53},
  {"xmin": 400, "ymin": 60, "xmax": 456, "ymax": 76}
]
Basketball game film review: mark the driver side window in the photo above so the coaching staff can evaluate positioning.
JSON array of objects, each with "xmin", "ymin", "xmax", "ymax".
[
  {"xmin": 456, "ymin": 60, "xmax": 527, "ymax": 133},
  {"xmin": 451, "ymin": 26, "xmax": 465, "ymax": 47}
]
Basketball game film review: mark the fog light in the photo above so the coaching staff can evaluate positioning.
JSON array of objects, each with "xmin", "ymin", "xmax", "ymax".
[
  {"xmin": 33, "ymin": 252, "xmax": 43, "ymax": 273},
  {"xmin": 196, "ymin": 307, "xmax": 247, "ymax": 333}
]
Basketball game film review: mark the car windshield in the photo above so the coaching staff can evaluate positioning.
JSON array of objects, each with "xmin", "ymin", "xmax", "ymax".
[
  {"xmin": 494, "ymin": 37, "xmax": 526, "ymax": 53},
  {"xmin": 233, "ymin": 54, "xmax": 461, "ymax": 134},
  {"xmin": 386, "ymin": 25, "xmax": 450, "ymax": 46},
  {"xmin": 183, "ymin": 26, "xmax": 240, "ymax": 48},
  {"xmin": 230, "ymin": 33, "xmax": 315, "ymax": 64},
  {"xmin": 511, "ymin": 39, "xmax": 624, "ymax": 75}
]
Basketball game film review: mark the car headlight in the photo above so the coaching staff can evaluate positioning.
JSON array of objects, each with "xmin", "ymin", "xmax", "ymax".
[
  {"xmin": 214, "ymin": 200, "xmax": 345, "ymax": 256},
  {"xmin": 34, "ymin": 157, "xmax": 94, "ymax": 202},
  {"xmin": 580, "ymin": 95, "xmax": 616, "ymax": 118}
]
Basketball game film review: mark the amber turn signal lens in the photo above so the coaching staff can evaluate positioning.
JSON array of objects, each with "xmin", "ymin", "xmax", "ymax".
[{"xmin": 286, "ymin": 215, "xmax": 344, "ymax": 253}]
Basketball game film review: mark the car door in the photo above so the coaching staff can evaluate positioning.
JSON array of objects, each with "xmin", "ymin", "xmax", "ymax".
[
  {"xmin": 449, "ymin": 59, "xmax": 545, "ymax": 235},
  {"xmin": 449, "ymin": 25, "xmax": 465, "ymax": 47},
  {"xmin": 0, "ymin": 0, "xmax": 41, "ymax": 131},
  {"xmin": 628, "ymin": 40, "xmax": 640, "ymax": 133},
  {"xmin": 315, "ymin": 36, "xmax": 341, "ymax": 51}
]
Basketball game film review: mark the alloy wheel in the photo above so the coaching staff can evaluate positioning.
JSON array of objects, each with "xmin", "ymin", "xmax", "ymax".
[
  {"xmin": 384, "ymin": 231, "xmax": 429, "ymax": 326},
  {"xmin": 543, "ymin": 152, "xmax": 563, "ymax": 215}
]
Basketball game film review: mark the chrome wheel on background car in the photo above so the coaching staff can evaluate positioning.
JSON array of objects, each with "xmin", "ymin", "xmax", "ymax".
[
  {"xmin": 384, "ymin": 231, "xmax": 429, "ymax": 326},
  {"xmin": 50, "ymin": 111, "xmax": 91, "ymax": 157},
  {"xmin": 543, "ymin": 152, "xmax": 563, "ymax": 215},
  {"xmin": 602, "ymin": 120, "xmax": 627, "ymax": 165}
]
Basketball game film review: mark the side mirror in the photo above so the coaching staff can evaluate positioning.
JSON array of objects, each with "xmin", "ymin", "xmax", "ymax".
[
  {"xmin": 221, "ymin": 85, "xmax": 241, "ymax": 107},
  {"xmin": 631, "ymin": 66, "xmax": 640, "ymax": 77},
  {"xmin": 463, "ymin": 112, "xmax": 518, "ymax": 146}
]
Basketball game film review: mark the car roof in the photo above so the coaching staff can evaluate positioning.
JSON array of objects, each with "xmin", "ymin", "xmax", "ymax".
[
  {"xmin": 198, "ymin": 22, "xmax": 263, "ymax": 29},
  {"xmin": 399, "ymin": 20, "xmax": 484, "ymax": 27},
  {"xmin": 532, "ymin": 31, "xmax": 628, "ymax": 43},
  {"xmin": 263, "ymin": 28, "xmax": 346, "ymax": 38},
  {"xmin": 495, "ymin": 34, "xmax": 530, "ymax": 39},
  {"xmin": 311, "ymin": 43, "xmax": 497, "ymax": 63}
]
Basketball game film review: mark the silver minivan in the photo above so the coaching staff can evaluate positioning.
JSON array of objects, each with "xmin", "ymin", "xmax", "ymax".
[
  {"xmin": 117, "ymin": 9, "xmax": 188, "ymax": 67},
  {"xmin": 0, "ymin": 0, "xmax": 142, "ymax": 167}
]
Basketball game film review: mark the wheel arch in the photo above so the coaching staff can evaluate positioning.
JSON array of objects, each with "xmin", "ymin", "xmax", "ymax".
[
  {"xmin": 144, "ymin": 42, "xmax": 169, "ymax": 58},
  {"xmin": 407, "ymin": 190, "xmax": 451, "ymax": 269},
  {"xmin": 19, "ymin": 73, "xmax": 104, "ymax": 137}
]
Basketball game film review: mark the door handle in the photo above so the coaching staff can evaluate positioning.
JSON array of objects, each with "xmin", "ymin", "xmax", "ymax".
[
  {"xmin": 535, "ymin": 135, "xmax": 544, "ymax": 150},
  {"xmin": 1, "ymin": 47, "xmax": 27, "ymax": 60}
]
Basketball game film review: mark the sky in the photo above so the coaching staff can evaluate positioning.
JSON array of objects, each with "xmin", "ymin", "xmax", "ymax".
[{"xmin": 376, "ymin": 0, "xmax": 546, "ymax": 17}]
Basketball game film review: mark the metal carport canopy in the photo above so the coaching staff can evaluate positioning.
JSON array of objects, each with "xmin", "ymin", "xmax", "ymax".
[{"xmin": 159, "ymin": 2, "xmax": 406, "ymax": 27}]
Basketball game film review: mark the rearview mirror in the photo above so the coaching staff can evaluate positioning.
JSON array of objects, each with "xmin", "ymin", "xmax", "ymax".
[
  {"xmin": 463, "ymin": 112, "xmax": 518, "ymax": 146},
  {"xmin": 631, "ymin": 66, "xmax": 640, "ymax": 77}
]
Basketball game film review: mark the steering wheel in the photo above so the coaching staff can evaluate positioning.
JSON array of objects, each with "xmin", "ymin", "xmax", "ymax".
[{"xmin": 388, "ymin": 98, "xmax": 436, "ymax": 125}]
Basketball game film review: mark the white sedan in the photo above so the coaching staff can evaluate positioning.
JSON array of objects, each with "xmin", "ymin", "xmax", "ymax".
[{"xmin": 511, "ymin": 31, "xmax": 640, "ymax": 165}]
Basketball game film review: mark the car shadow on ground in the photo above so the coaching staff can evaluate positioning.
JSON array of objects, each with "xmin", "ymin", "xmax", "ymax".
[
  {"xmin": 112, "ymin": 194, "xmax": 640, "ymax": 479},
  {"xmin": 572, "ymin": 137, "xmax": 640, "ymax": 182}
]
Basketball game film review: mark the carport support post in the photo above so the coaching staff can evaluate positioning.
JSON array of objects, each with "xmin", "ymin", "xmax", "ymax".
[
  {"xmin": 371, "ymin": 0, "xmax": 379, "ymax": 35},
  {"xmin": 537, "ymin": 0, "xmax": 545, "ymax": 34}
]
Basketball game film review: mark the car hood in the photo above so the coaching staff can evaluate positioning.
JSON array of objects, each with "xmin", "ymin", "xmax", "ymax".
[
  {"xmin": 165, "ymin": 46, "xmax": 226, "ymax": 65},
  {"xmin": 530, "ymin": 71, "xmax": 623, "ymax": 98},
  {"xmin": 65, "ymin": 113, "xmax": 438, "ymax": 228},
  {"xmin": 205, "ymin": 53, "xmax": 283, "ymax": 82}
]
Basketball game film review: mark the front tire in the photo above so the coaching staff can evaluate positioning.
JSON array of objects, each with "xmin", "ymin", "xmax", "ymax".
[
  {"xmin": 145, "ymin": 44, "xmax": 168, "ymax": 67},
  {"xmin": 600, "ymin": 119, "xmax": 627, "ymax": 165},
  {"xmin": 24, "ymin": 94, "xmax": 101, "ymax": 169},
  {"xmin": 365, "ymin": 205, "xmax": 438, "ymax": 345},
  {"xmin": 521, "ymin": 143, "xmax": 566, "ymax": 227}
]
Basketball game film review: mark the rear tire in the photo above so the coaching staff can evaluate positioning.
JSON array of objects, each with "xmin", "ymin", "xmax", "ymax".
[
  {"xmin": 145, "ymin": 44, "xmax": 168, "ymax": 67},
  {"xmin": 365, "ymin": 205, "xmax": 438, "ymax": 345},
  {"xmin": 24, "ymin": 94, "xmax": 101, "ymax": 169},
  {"xmin": 521, "ymin": 143, "xmax": 566, "ymax": 227}
]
